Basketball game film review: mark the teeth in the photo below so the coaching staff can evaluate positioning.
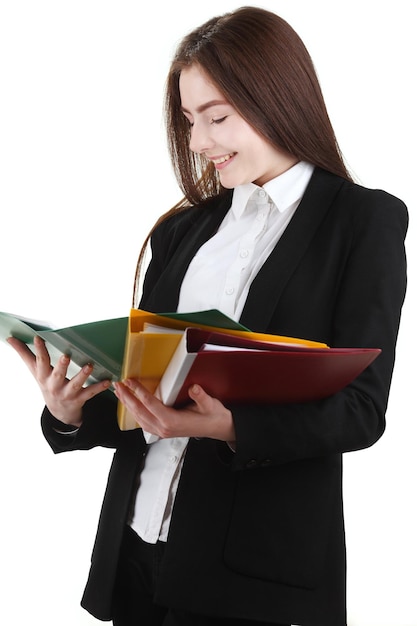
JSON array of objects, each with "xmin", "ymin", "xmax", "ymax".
[{"xmin": 213, "ymin": 153, "xmax": 234, "ymax": 164}]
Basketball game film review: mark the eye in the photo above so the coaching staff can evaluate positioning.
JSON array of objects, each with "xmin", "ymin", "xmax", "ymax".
[{"xmin": 210, "ymin": 116, "xmax": 227, "ymax": 125}]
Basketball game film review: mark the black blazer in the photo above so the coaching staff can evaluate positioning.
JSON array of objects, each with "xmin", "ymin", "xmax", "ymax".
[{"xmin": 42, "ymin": 168, "xmax": 408, "ymax": 626}]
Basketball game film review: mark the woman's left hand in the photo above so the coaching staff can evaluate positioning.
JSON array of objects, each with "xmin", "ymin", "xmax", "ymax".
[{"xmin": 114, "ymin": 379, "xmax": 236, "ymax": 443}]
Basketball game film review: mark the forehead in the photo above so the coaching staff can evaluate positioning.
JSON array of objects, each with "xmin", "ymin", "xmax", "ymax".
[{"xmin": 179, "ymin": 64, "xmax": 227, "ymax": 110}]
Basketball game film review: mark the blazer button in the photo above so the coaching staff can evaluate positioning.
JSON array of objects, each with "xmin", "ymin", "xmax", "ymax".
[
  {"xmin": 260, "ymin": 459, "xmax": 272, "ymax": 468},
  {"xmin": 246, "ymin": 459, "xmax": 258, "ymax": 469}
]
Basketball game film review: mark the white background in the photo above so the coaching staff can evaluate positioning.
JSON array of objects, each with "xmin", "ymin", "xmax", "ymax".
[{"xmin": 0, "ymin": 1, "xmax": 415, "ymax": 624}]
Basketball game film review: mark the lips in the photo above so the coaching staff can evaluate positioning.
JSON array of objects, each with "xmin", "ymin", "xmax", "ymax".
[{"xmin": 210, "ymin": 152, "xmax": 236, "ymax": 165}]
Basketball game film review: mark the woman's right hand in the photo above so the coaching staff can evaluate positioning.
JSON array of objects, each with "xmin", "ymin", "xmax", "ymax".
[{"xmin": 7, "ymin": 335, "xmax": 111, "ymax": 427}]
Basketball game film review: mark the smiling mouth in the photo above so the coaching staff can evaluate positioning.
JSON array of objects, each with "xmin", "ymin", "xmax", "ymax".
[{"xmin": 211, "ymin": 152, "xmax": 236, "ymax": 165}]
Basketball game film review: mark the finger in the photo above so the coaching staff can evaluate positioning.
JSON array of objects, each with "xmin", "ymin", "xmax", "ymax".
[
  {"xmin": 114, "ymin": 381, "xmax": 161, "ymax": 429},
  {"xmin": 122, "ymin": 379, "xmax": 162, "ymax": 408},
  {"xmin": 65, "ymin": 363, "xmax": 94, "ymax": 393},
  {"xmin": 114, "ymin": 380, "xmax": 149, "ymax": 410},
  {"xmin": 78, "ymin": 377, "xmax": 112, "ymax": 402},
  {"xmin": 48, "ymin": 353, "xmax": 72, "ymax": 385},
  {"xmin": 187, "ymin": 384, "xmax": 213, "ymax": 412},
  {"xmin": 186, "ymin": 385, "xmax": 235, "ymax": 441},
  {"xmin": 33, "ymin": 335, "xmax": 54, "ymax": 380},
  {"xmin": 64, "ymin": 362, "xmax": 113, "ymax": 398}
]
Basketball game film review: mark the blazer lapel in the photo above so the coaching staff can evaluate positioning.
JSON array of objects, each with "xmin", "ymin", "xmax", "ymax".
[
  {"xmin": 142, "ymin": 192, "xmax": 233, "ymax": 312},
  {"xmin": 239, "ymin": 168, "xmax": 345, "ymax": 331}
]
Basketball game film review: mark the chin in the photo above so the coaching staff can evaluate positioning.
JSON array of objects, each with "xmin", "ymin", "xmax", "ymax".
[
  {"xmin": 219, "ymin": 174, "xmax": 248, "ymax": 189},
  {"xmin": 220, "ymin": 181, "xmax": 235, "ymax": 190}
]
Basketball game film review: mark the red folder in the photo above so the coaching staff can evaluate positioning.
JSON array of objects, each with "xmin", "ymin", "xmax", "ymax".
[{"xmin": 155, "ymin": 328, "xmax": 381, "ymax": 407}]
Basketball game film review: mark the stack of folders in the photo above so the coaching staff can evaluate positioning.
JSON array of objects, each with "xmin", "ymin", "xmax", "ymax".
[
  {"xmin": 0, "ymin": 308, "xmax": 381, "ymax": 432},
  {"xmin": 117, "ymin": 309, "xmax": 381, "ymax": 431}
]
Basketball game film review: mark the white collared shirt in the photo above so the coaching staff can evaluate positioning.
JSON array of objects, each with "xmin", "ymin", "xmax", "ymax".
[
  {"xmin": 130, "ymin": 161, "xmax": 314, "ymax": 543},
  {"xmin": 178, "ymin": 160, "xmax": 314, "ymax": 319}
]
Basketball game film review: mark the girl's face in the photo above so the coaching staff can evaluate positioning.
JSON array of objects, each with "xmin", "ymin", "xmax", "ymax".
[{"xmin": 179, "ymin": 64, "xmax": 298, "ymax": 188}]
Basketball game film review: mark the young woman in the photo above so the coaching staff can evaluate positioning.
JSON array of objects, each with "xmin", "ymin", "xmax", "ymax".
[{"xmin": 8, "ymin": 7, "xmax": 408, "ymax": 626}]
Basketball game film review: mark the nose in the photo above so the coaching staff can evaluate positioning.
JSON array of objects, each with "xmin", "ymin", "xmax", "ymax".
[{"xmin": 189, "ymin": 121, "xmax": 214, "ymax": 155}]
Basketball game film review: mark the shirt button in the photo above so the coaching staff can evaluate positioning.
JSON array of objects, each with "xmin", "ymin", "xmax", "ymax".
[
  {"xmin": 258, "ymin": 189, "xmax": 267, "ymax": 198},
  {"xmin": 240, "ymin": 250, "xmax": 249, "ymax": 258},
  {"xmin": 169, "ymin": 456, "xmax": 178, "ymax": 463},
  {"xmin": 225, "ymin": 287, "xmax": 235, "ymax": 295}
]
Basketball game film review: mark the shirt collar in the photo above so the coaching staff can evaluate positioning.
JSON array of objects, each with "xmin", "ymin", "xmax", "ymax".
[{"xmin": 230, "ymin": 161, "xmax": 314, "ymax": 219}]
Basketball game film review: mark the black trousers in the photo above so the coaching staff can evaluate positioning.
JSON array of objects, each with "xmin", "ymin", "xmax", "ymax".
[{"xmin": 112, "ymin": 525, "xmax": 290, "ymax": 626}]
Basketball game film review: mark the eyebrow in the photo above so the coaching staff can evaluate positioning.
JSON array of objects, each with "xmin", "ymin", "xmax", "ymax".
[{"xmin": 180, "ymin": 99, "xmax": 230, "ymax": 115}]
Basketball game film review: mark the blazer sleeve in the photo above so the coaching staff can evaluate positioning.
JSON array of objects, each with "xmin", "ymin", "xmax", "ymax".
[{"xmin": 230, "ymin": 190, "xmax": 408, "ymax": 470}]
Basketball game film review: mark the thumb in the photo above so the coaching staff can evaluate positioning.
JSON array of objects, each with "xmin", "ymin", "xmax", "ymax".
[{"xmin": 187, "ymin": 384, "xmax": 212, "ymax": 411}]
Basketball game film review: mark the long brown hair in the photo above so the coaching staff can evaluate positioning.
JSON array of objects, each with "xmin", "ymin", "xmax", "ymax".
[{"xmin": 133, "ymin": 6, "xmax": 352, "ymax": 304}]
